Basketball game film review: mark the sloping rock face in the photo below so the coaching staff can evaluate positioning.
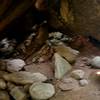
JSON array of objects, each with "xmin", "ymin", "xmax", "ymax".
[
  {"xmin": 71, "ymin": 0, "xmax": 100, "ymax": 41},
  {"xmin": 57, "ymin": 0, "xmax": 100, "ymax": 41}
]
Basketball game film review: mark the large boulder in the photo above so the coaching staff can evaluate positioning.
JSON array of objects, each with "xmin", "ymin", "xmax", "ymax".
[{"xmin": 59, "ymin": 0, "xmax": 100, "ymax": 41}]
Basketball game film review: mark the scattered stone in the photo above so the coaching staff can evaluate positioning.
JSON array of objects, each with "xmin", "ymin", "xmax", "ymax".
[
  {"xmin": 54, "ymin": 43, "xmax": 79, "ymax": 63},
  {"xmin": 58, "ymin": 78, "xmax": 79, "ymax": 91},
  {"xmin": 0, "ymin": 91, "xmax": 10, "ymax": 100},
  {"xmin": 29, "ymin": 82, "xmax": 55, "ymax": 100},
  {"xmin": 10, "ymin": 87, "xmax": 27, "ymax": 100},
  {"xmin": 49, "ymin": 32, "xmax": 63, "ymax": 39},
  {"xmin": 54, "ymin": 53, "xmax": 72, "ymax": 79},
  {"xmin": 6, "ymin": 59, "xmax": 26, "ymax": 72},
  {"xmin": 0, "ymin": 79, "xmax": 7, "ymax": 89},
  {"xmin": 3, "ymin": 71, "xmax": 47, "ymax": 85},
  {"xmin": 24, "ymin": 62, "xmax": 54, "ymax": 79},
  {"xmin": 91, "ymin": 56, "xmax": 100, "ymax": 68},
  {"xmin": 71, "ymin": 70, "xmax": 85, "ymax": 80},
  {"xmin": 79, "ymin": 79, "xmax": 89, "ymax": 86}
]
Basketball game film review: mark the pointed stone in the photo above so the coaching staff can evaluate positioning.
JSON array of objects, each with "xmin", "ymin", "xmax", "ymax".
[{"xmin": 54, "ymin": 53, "xmax": 72, "ymax": 79}]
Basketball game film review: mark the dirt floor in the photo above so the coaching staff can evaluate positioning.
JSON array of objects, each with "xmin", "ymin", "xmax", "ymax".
[{"xmin": 50, "ymin": 39, "xmax": 100, "ymax": 100}]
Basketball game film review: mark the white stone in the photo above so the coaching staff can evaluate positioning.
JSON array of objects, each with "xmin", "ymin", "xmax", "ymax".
[
  {"xmin": 7, "ymin": 59, "xmax": 26, "ymax": 72},
  {"xmin": 54, "ymin": 53, "xmax": 72, "ymax": 79},
  {"xmin": 71, "ymin": 70, "xmax": 85, "ymax": 80},
  {"xmin": 49, "ymin": 32, "xmax": 63, "ymax": 39},
  {"xmin": 79, "ymin": 79, "xmax": 88, "ymax": 86},
  {"xmin": 91, "ymin": 56, "xmax": 100, "ymax": 68},
  {"xmin": 29, "ymin": 83, "xmax": 55, "ymax": 100}
]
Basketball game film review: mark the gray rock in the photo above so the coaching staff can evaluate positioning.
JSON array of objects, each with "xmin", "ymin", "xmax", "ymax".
[
  {"xmin": 91, "ymin": 56, "xmax": 100, "ymax": 68},
  {"xmin": 71, "ymin": 70, "xmax": 85, "ymax": 80},
  {"xmin": 54, "ymin": 53, "xmax": 72, "ymax": 79},
  {"xmin": 29, "ymin": 82, "xmax": 55, "ymax": 100},
  {"xmin": 0, "ymin": 79, "xmax": 7, "ymax": 89},
  {"xmin": 58, "ymin": 78, "xmax": 79, "ymax": 91},
  {"xmin": 3, "ymin": 71, "xmax": 47, "ymax": 85},
  {"xmin": 0, "ymin": 91, "xmax": 10, "ymax": 100},
  {"xmin": 79, "ymin": 79, "xmax": 89, "ymax": 86},
  {"xmin": 10, "ymin": 87, "xmax": 27, "ymax": 100},
  {"xmin": 7, "ymin": 59, "xmax": 26, "ymax": 72}
]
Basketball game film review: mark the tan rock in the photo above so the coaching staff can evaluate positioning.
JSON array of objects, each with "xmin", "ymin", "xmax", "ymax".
[
  {"xmin": 0, "ymin": 91, "xmax": 10, "ymax": 100},
  {"xmin": 10, "ymin": 87, "xmax": 27, "ymax": 100},
  {"xmin": 54, "ymin": 43, "xmax": 79, "ymax": 63},
  {"xmin": 3, "ymin": 71, "xmax": 47, "ymax": 85},
  {"xmin": 0, "ymin": 79, "xmax": 7, "ymax": 89}
]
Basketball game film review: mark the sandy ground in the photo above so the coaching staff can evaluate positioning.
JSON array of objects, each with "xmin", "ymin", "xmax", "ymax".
[{"xmin": 50, "ymin": 40, "xmax": 100, "ymax": 100}]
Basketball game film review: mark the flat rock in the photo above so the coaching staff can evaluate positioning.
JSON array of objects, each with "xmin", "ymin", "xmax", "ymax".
[
  {"xmin": 91, "ymin": 56, "xmax": 100, "ymax": 68},
  {"xmin": 54, "ymin": 43, "xmax": 79, "ymax": 63},
  {"xmin": 54, "ymin": 53, "xmax": 72, "ymax": 79},
  {"xmin": 71, "ymin": 70, "xmax": 85, "ymax": 80},
  {"xmin": 29, "ymin": 82, "xmax": 55, "ymax": 100},
  {"xmin": 58, "ymin": 78, "xmax": 79, "ymax": 91},
  {"xmin": 6, "ymin": 59, "xmax": 26, "ymax": 72},
  {"xmin": 3, "ymin": 71, "xmax": 47, "ymax": 85},
  {"xmin": 24, "ymin": 62, "xmax": 54, "ymax": 79}
]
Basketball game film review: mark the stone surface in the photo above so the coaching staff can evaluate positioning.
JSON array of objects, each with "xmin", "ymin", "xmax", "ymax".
[
  {"xmin": 10, "ymin": 87, "xmax": 27, "ymax": 100},
  {"xmin": 3, "ymin": 71, "xmax": 47, "ymax": 85},
  {"xmin": 54, "ymin": 43, "xmax": 79, "ymax": 63},
  {"xmin": 24, "ymin": 62, "xmax": 54, "ymax": 79},
  {"xmin": 91, "ymin": 56, "xmax": 100, "ymax": 68},
  {"xmin": 0, "ymin": 91, "xmax": 10, "ymax": 100},
  {"xmin": 29, "ymin": 82, "xmax": 55, "ymax": 100},
  {"xmin": 79, "ymin": 79, "xmax": 89, "ymax": 86},
  {"xmin": 71, "ymin": 70, "xmax": 85, "ymax": 80},
  {"xmin": 58, "ymin": 78, "xmax": 79, "ymax": 91},
  {"xmin": 49, "ymin": 32, "xmax": 63, "ymax": 39},
  {"xmin": 54, "ymin": 53, "xmax": 72, "ymax": 79},
  {"xmin": 0, "ymin": 79, "xmax": 7, "ymax": 89},
  {"xmin": 6, "ymin": 59, "xmax": 26, "ymax": 72},
  {"xmin": 71, "ymin": 0, "xmax": 100, "ymax": 41}
]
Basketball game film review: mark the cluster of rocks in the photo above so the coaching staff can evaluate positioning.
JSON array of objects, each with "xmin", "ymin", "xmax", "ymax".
[
  {"xmin": 0, "ymin": 32, "xmax": 99, "ymax": 100},
  {"xmin": 48, "ymin": 32, "xmax": 73, "ymax": 45}
]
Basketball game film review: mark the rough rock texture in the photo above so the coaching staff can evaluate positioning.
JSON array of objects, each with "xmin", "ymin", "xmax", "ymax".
[
  {"xmin": 54, "ymin": 43, "xmax": 79, "ymax": 63},
  {"xmin": 54, "ymin": 53, "xmax": 72, "ymax": 79},
  {"xmin": 71, "ymin": 70, "xmax": 85, "ymax": 80},
  {"xmin": 3, "ymin": 71, "xmax": 47, "ymax": 85},
  {"xmin": 71, "ymin": 0, "xmax": 100, "ymax": 41},
  {"xmin": 29, "ymin": 82, "xmax": 55, "ymax": 100},
  {"xmin": 6, "ymin": 59, "xmax": 26, "ymax": 72}
]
